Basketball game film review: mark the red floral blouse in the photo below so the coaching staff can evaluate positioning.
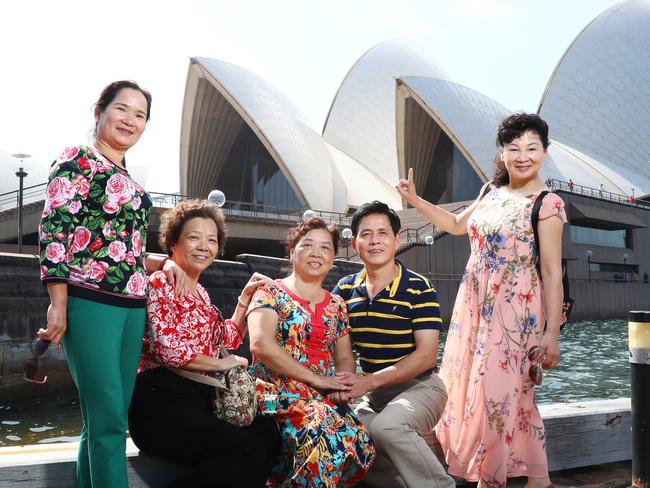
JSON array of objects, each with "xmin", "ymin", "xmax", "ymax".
[{"xmin": 139, "ymin": 271, "xmax": 243, "ymax": 373}]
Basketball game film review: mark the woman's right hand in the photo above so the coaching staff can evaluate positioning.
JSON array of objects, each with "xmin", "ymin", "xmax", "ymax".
[
  {"xmin": 396, "ymin": 168, "xmax": 419, "ymax": 206},
  {"xmin": 214, "ymin": 354, "xmax": 249, "ymax": 372},
  {"xmin": 38, "ymin": 303, "xmax": 67, "ymax": 346},
  {"xmin": 309, "ymin": 373, "xmax": 353, "ymax": 392}
]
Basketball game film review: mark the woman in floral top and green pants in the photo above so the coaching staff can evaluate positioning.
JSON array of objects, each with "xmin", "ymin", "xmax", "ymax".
[{"xmin": 38, "ymin": 81, "xmax": 178, "ymax": 488}]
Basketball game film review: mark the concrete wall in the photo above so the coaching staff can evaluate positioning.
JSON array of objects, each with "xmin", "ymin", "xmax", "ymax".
[{"xmin": 0, "ymin": 252, "xmax": 362, "ymax": 399}]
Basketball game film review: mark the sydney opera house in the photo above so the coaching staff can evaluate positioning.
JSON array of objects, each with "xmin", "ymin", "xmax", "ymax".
[
  {"xmin": 1, "ymin": 1, "xmax": 649, "ymax": 314},
  {"xmin": 180, "ymin": 1, "xmax": 650, "ymax": 215}
]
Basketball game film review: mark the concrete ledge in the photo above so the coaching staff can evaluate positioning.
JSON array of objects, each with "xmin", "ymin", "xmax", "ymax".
[
  {"xmin": 0, "ymin": 398, "xmax": 632, "ymax": 487},
  {"xmin": 540, "ymin": 397, "xmax": 631, "ymax": 471}
]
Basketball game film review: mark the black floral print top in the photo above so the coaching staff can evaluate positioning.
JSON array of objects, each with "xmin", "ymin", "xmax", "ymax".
[{"xmin": 38, "ymin": 145, "xmax": 152, "ymax": 308}]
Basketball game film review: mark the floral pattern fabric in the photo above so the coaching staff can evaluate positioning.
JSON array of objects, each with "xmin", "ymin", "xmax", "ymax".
[
  {"xmin": 139, "ymin": 271, "xmax": 242, "ymax": 372},
  {"xmin": 39, "ymin": 146, "xmax": 152, "ymax": 302},
  {"xmin": 435, "ymin": 188, "xmax": 566, "ymax": 487},
  {"xmin": 248, "ymin": 280, "xmax": 375, "ymax": 487}
]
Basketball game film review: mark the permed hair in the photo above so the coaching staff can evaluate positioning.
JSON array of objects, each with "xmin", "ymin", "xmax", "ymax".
[
  {"xmin": 159, "ymin": 199, "xmax": 227, "ymax": 256},
  {"xmin": 493, "ymin": 112, "xmax": 550, "ymax": 187},
  {"xmin": 284, "ymin": 218, "xmax": 340, "ymax": 258}
]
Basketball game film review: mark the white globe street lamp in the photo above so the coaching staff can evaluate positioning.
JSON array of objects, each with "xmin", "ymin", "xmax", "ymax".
[
  {"xmin": 207, "ymin": 190, "xmax": 226, "ymax": 207},
  {"xmin": 12, "ymin": 153, "xmax": 31, "ymax": 254}
]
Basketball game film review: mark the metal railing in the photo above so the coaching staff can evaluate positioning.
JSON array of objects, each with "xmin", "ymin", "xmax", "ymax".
[
  {"xmin": 548, "ymin": 179, "xmax": 648, "ymax": 208},
  {"xmin": 148, "ymin": 191, "xmax": 352, "ymax": 226},
  {"xmin": 0, "ymin": 182, "xmax": 47, "ymax": 209}
]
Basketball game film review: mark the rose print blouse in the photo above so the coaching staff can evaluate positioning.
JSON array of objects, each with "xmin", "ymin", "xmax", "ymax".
[
  {"xmin": 139, "ymin": 271, "xmax": 243, "ymax": 373},
  {"xmin": 38, "ymin": 146, "xmax": 152, "ymax": 307}
]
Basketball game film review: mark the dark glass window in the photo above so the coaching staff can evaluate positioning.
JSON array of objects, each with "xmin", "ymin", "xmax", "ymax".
[
  {"xmin": 419, "ymin": 132, "xmax": 483, "ymax": 204},
  {"xmin": 570, "ymin": 225, "xmax": 627, "ymax": 248},
  {"xmin": 217, "ymin": 124, "xmax": 302, "ymax": 210}
]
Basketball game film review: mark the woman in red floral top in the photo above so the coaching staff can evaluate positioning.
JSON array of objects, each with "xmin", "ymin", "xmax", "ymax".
[
  {"xmin": 128, "ymin": 200, "xmax": 281, "ymax": 488},
  {"xmin": 37, "ymin": 81, "xmax": 185, "ymax": 488}
]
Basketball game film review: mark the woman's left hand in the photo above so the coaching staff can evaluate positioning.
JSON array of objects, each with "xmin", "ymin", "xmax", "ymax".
[
  {"xmin": 540, "ymin": 332, "xmax": 560, "ymax": 369},
  {"xmin": 162, "ymin": 259, "xmax": 189, "ymax": 297},
  {"xmin": 239, "ymin": 272, "xmax": 273, "ymax": 304}
]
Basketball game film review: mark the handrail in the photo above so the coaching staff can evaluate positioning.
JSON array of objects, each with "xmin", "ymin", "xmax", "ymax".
[{"xmin": 548, "ymin": 178, "xmax": 648, "ymax": 208}]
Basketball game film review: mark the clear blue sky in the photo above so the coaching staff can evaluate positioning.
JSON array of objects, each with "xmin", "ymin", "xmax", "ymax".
[{"xmin": 0, "ymin": 0, "xmax": 624, "ymax": 193}]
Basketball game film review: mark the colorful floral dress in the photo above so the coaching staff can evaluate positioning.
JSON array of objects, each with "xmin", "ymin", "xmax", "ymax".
[
  {"xmin": 435, "ymin": 188, "xmax": 566, "ymax": 487},
  {"xmin": 249, "ymin": 280, "xmax": 376, "ymax": 487}
]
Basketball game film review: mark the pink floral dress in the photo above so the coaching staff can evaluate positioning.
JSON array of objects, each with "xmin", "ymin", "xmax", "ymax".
[{"xmin": 435, "ymin": 187, "xmax": 566, "ymax": 487}]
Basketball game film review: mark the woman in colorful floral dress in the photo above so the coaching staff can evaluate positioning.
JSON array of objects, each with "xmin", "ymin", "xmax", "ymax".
[
  {"xmin": 38, "ymin": 81, "xmax": 184, "ymax": 488},
  {"xmin": 247, "ymin": 218, "xmax": 376, "ymax": 487},
  {"xmin": 396, "ymin": 113, "xmax": 566, "ymax": 488}
]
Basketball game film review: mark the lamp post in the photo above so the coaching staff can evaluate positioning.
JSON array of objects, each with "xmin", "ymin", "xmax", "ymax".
[
  {"xmin": 424, "ymin": 235, "xmax": 434, "ymax": 278},
  {"xmin": 585, "ymin": 249, "xmax": 593, "ymax": 282},
  {"xmin": 12, "ymin": 153, "xmax": 31, "ymax": 254},
  {"xmin": 207, "ymin": 189, "xmax": 226, "ymax": 207},
  {"xmin": 341, "ymin": 227, "xmax": 353, "ymax": 260}
]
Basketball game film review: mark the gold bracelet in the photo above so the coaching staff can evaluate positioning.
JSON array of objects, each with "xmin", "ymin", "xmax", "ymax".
[{"xmin": 237, "ymin": 295, "xmax": 250, "ymax": 308}]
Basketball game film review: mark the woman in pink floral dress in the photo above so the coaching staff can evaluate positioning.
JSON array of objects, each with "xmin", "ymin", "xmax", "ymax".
[{"xmin": 396, "ymin": 113, "xmax": 566, "ymax": 488}]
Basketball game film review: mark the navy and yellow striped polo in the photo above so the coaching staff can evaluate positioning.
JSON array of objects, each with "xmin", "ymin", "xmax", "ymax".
[{"xmin": 333, "ymin": 261, "xmax": 443, "ymax": 373}]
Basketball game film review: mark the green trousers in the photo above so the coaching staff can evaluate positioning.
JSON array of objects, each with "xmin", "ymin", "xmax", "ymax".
[{"xmin": 62, "ymin": 296, "xmax": 145, "ymax": 488}]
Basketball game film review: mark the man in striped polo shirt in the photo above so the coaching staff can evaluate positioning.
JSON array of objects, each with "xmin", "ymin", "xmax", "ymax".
[{"xmin": 333, "ymin": 201, "xmax": 453, "ymax": 488}]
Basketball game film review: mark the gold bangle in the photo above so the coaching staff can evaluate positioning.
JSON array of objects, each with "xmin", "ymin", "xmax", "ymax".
[{"xmin": 237, "ymin": 295, "xmax": 250, "ymax": 308}]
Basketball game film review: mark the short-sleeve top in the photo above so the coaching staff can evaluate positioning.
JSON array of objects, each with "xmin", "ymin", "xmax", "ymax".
[
  {"xmin": 247, "ymin": 280, "xmax": 349, "ymax": 412},
  {"xmin": 139, "ymin": 271, "xmax": 243, "ymax": 374},
  {"xmin": 38, "ymin": 145, "xmax": 152, "ymax": 307},
  {"xmin": 333, "ymin": 261, "xmax": 443, "ymax": 373}
]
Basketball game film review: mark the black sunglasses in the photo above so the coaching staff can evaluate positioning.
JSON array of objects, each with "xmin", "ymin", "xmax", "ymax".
[{"xmin": 22, "ymin": 338, "xmax": 50, "ymax": 384}]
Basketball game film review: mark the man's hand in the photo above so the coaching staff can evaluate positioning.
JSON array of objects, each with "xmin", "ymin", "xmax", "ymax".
[{"xmin": 335, "ymin": 372, "xmax": 372, "ymax": 402}]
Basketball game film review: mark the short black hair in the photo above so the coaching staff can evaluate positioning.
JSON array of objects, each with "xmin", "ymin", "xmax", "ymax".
[{"xmin": 350, "ymin": 201, "xmax": 401, "ymax": 236}]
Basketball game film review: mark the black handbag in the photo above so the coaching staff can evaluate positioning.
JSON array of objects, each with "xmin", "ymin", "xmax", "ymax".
[{"xmin": 531, "ymin": 191, "xmax": 574, "ymax": 329}]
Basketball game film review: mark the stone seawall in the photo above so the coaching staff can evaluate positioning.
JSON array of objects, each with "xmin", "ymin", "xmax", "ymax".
[{"xmin": 0, "ymin": 252, "xmax": 362, "ymax": 399}]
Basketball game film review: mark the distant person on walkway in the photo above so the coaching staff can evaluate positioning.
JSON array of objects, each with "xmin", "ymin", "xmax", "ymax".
[
  {"xmin": 599, "ymin": 183, "xmax": 605, "ymax": 197},
  {"xmin": 567, "ymin": 179, "xmax": 574, "ymax": 191},
  {"xmin": 37, "ymin": 81, "xmax": 187, "ymax": 488},
  {"xmin": 128, "ymin": 200, "xmax": 281, "ymax": 488},
  {"xmin": 333, "ymin": 201, "xmax": 455, "ymax": 488},
  {"xmin": 247, "ymin": 218, "xmax": 375, "ymax": 487},
  {"xmin": 397, "ymin": 113, "xmax": 566, "ymax": 488}
]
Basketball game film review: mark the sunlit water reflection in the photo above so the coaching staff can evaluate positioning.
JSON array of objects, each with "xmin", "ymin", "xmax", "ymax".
[{"xmin": 0, "ymin": 319, "xmax": 630, "ymax": 447}]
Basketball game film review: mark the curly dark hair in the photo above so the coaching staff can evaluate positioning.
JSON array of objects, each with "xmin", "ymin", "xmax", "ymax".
[
  {"xmin": 493, "ymin": 113, "xmax": 550, "ymax": 187},
  {"xmin": 284, "ymin": 218, "xmax": 340, "ymax": 258},
  {"xmin": 159, "ymin": 200, "xmax": 227, "ymax": 256}
]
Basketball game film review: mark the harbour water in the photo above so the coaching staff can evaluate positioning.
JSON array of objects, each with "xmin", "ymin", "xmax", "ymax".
[{"xmin": 0, "ymin": 319, "xmax": 630, "ymax": 447}]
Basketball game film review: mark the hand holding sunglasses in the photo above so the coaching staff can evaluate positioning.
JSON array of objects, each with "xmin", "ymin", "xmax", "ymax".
[{"xmin": 22, "ymin": 337, "xmax": 51, "ymax": 384}]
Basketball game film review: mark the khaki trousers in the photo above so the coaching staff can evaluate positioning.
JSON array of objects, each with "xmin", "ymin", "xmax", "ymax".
[{"xmin": 355, "ymin": 371, "xmax": 455, "ymax": 488}]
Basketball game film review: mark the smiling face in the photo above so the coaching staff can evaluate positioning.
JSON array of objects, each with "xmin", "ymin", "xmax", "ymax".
[
  {"xmin": 170, "ymin": 217, "xmax": 219, "ymax": 279},
  {"xmin": 94, "ymin": 88, "xmax": 148, "ymax": 153},
  {"xmin": 500, "ymin": 130, "xmax": 547, "ymax": 187},
  {"xmin": 352, "ymin": 213, "xmax": 400, "ymax": 270},
  {"xmin": 290, "ymin": 228, "xmax": 335, "ymax": 281}
]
